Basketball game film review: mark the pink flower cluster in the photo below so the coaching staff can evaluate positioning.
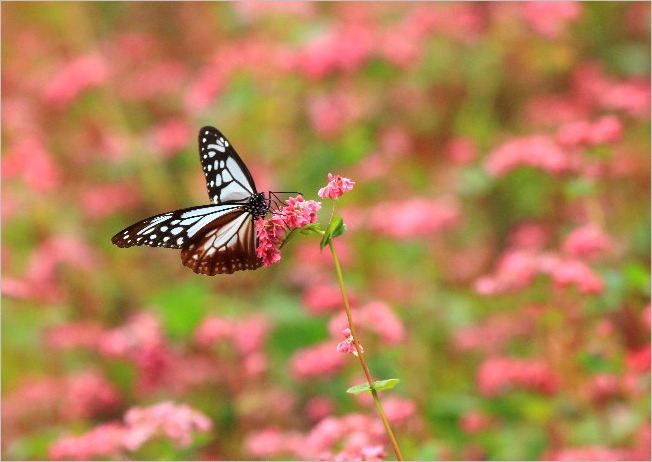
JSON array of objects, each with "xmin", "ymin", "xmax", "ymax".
[
  {"xmin": 475, "ymin": 250, "xmax": 604, "ymax": 295},
  {"xmin": 365, "ymin": 197, "xmax": 461, "ymax": 239},
  {"xmin": 556, "ymin": 116, "xmax": 623, "ymax": 148},
  {"xmin": 255, "ymin": 195, "xmax": 322, "ymax": 267},
  {"xmin": 477, "ymin": 357, "xmax": 558, "ymax": 396},
  {"xmin": 485, "ymin": 135, "xmax": 570, "ymax": 177},
  {"xmin": 453, "ymin": 311, "xmax": 535, "ymax": 354},
  {"xmin": 245, "ymin": 413, "xmax": 387, "ymax": 460},
  {"xmin": 49, "ymin": 401, "xmax": 211, "ymax": 460},
  {"xmin": 318, "ymin": 173, "xmax": 356, "ymax": 200}
]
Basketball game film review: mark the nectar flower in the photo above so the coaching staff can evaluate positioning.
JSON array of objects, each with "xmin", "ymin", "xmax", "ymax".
[
  {"xmin": 255, "ymin": 195, "xmax": 321, "ymax": 267},
  {"xmin": 318, "ymin": 173, "xmax": 355, "ymax": 200}
]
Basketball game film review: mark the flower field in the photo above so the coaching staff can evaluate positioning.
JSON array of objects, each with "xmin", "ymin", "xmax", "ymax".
[{"xmin": 2, "ymin": 2, "xmax": 650, "ymax": 460}]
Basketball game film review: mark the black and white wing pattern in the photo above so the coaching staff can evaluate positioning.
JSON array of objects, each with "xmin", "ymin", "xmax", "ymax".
[
  {"xmin": 111, "ymin": 126, "xmax": 270, "ymax": 275},
  {"xmin": 198, "ymin": 126, "xmax": 258, "ymax": 205}
]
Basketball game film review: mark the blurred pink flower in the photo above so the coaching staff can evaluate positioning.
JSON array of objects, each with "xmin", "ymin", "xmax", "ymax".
[
  {"xmin": 303, "ymin": 283, "xmax": 350, "ymax": 315},
  {"xmin": 485, "ymin": 135, "xmax": 569, "ymax": 177},
  {"xmin": 123, "ymin": 401, "xmax": 212, "ymax": 449},
  {"xmin": 453, "ymin": 312, "xmax": 534, "ymax": 354},
  {"xmin": 306, "ymin": 397, "xmax": 336, "ymax": 423},
  {"xmin": 232, "ymin": 315, "xmax": 271, "ymax": 355},
  {"xmin": 329, "ymin": 300, "xmax": 405, "ymax": 345},
  {"xmin": 62, "ymin": 371, "xmax": 121, "ymax": 420},
  {"xmin": 508, "ymin": 222, "xmax": 550, "ymax": 250},
  {"xmin": 546, "ymin": 257, "xmax": 604, "ymax": 294},
  {"xmin": 318, "ymin": 173, "xmax": 356, "ymax": 200},
  {"xmin": 626, "ymin": 346, "xmax": 651, "ymax": 374},
  {"xmin": 245, "ymin": 427, "xmax": 302, "ymax": 459},
  {"xmin": 563, "ymin": 224, "xmax": 612, "ymax": 259},
  {"xmin": 382, "ymin": 397, "xmax": 416, "ymax": 424},
  {"xmin": 194, "ymin": 315, "xmax": 234, "ymax": 348},
  {"xmin": 523, "ymin": 2, "xmax": 583, "ymax": 39},
  {"xmin": 444, "ymin": 138, "xmax": 477, "ymax": 165},
  {"xmin": 588, "ymin": 373, "xmax": 622, "ymax": 404},
  {"xmin": 49, "ymin": 423, "xmax": 128, "ymax": 460},
  {"xmin": 3, "ymin": 139, "xmax": 61, "ymax": 193},
  {"xmin": 308, "ymin": 91, "xmax": 367, "ymax": 138},
  {"xmin": 43, "ymin": 54, "xmax": 109, "ymax": 107},
  {"xmin": 459, "ymin": 411, "xmax": 492, "ymax": 434},
  {"xmin": 98, "ymin": 312, "xmax": 171, "ymax": 393},
  {"xmin": 81, "ymin": 181, "xmax": 141, "ymax": 220},
  {"xmin": 291, "ymin": 341, "xmax": 347, "ymax": 380},
  {"xmin": 547, "ymin": 446, "xmax": 635, "ymax": 461},
  {"xmin": 366, "ymin": 197, "xmax": 461, "ymax": 239},
  {"xmin": 556, "ymin": 116, "xmax": 623, "ymax": 147},
  {"xmin": 477, "ymin": 357, "xmax": 558, "ymax": 396},
  {"xmin": 148, "ymin": 118, "xmax": 193, "ymax": 157},
  {"xmin": 49, "ymin": 402, "xmax": 211, "ymax": 460}
]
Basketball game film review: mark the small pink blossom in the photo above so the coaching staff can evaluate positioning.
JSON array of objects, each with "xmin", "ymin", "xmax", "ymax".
[
  {"xmin": 281, "ymin": 195, "xmax": 322, "ymax": 228},
  {"xmin": 336, "ymin": 328, "xmax": 362, "ymax": 356},
  {"xmin": 318, "ymin": 173, "xmax": 355, "ymax": 200}
]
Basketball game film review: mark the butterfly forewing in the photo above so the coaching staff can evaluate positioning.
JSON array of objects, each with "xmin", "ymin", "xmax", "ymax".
[
  {"xmin": 111, "ymin": 204, "xmax": 242, "ymax": 249},
  {"xmin": 198, "ymin": 126, "xmax": 258, "ymax": 205},
  {"xmin": 180, "ymin": 209, "xmax": 262, "ymax": 275}
]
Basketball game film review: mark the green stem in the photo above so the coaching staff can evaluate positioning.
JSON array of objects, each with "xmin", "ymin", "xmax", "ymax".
[{"xmin": 328, "ymin": 240, "xmax": 403, "ymax": 461}]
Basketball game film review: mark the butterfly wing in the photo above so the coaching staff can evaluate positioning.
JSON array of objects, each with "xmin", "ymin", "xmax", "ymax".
[
  {"xmin": 198, "ymin": 126, "xmax": 258, "ymax": 205},
  {"xmin": 111, "ymin": 204, "xmax": 242, "ymax": 249},
  {"xmin": 180, "ymin": 209, "xmax": 262, "ymax": 275}
]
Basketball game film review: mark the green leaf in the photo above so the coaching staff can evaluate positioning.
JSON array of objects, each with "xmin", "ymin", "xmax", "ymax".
[
  {"xmin": 346, "ymin": 378, "xmax": 400, "ymax": 395},
  {"xmin": 374, "ymin": 378, "xmax": 400, "ymax": 391},
  {"xmin": 320, "ymin": 216, "xmax": 346, "ymax": 250}
]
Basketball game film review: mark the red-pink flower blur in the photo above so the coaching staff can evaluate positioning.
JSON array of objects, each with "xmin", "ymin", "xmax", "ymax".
[
  {"xmin": 318, "ymin": 173, "xmax": 356, "ymax": 200},
  {"xmin": 562, "ymin": 224, "xmax": 613, "ymax": 259},
  {"xmin": 49, "ymin": 401, "xmax": 211, "ymax": 460},
  {"xmin": 290, "ymin": 341, "xmax": 347, "ymax": 380},
  {"xmin": 485, "ymin": 135, "xmax": 569, "ymax": 177},
  {"xmin": 477, "ymin": 357, "xmax": 558, "ymax": 396},
  {"xmin": 523, "ymin": 2, "xmax": 583, "ymax": 39}
]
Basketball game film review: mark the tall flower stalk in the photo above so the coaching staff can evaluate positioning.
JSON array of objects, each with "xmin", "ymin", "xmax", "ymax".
[{"xmin": 256, "ymin": 173, "xmax": 403, "ymax": 460}]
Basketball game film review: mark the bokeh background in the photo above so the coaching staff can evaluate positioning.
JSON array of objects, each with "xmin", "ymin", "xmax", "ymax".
[{"xmin": 2, "ymin": 2, "xmax": 650, "ymax": 460}]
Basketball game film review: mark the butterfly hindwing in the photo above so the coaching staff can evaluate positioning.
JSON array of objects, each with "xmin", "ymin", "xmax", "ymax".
[
  {"xmin": 198, "ymin": 126, "xmax": 258, "ymax": 205},
  {"xmin": 111, "ymin": 204, "xmax": 242, "ymax": 250},
  {"xmin": 180, "ymin": 208, "xmax": 262, "ymax": 275}
]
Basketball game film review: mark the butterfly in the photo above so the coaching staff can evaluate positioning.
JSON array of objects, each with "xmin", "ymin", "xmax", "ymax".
[{"xmin": 111, "ymin": 126, "xmax": 273, "ymax": 275}]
